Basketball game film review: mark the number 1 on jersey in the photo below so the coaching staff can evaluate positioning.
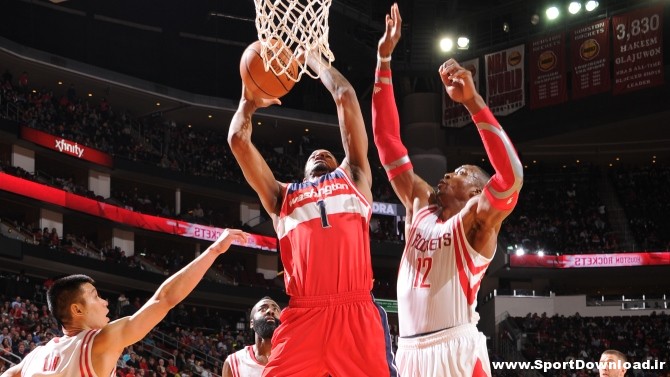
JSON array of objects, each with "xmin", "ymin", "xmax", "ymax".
[
  {"xmin": 413, "ymin": 257, "xmax": 432, "ymax": 288},
  {"xmin": 316, "ymin": 199, "xmax": 331, "ymax": 228}
]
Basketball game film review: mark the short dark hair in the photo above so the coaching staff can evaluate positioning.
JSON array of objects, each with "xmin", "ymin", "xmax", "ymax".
[
  {"xmin": 471, "ymin": 165, "xmax": 491, "ymax": 189},
  {"xmin": 47, "ymin": 274, "xmax": 94, "ymax": 326},
  {"xmin": 602, "ymin": 349, "xmax": 627, "ymax": 363}
]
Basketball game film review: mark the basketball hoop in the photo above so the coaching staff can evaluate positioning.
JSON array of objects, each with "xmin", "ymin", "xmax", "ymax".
[{"xmin": 254, "ymin": 0, "xmax": 335, "ymax": 82}]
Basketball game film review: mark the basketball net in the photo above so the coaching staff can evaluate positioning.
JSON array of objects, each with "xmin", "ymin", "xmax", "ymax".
[{"xmin": 254, "ymin": 0, "xmax": 334, "ymax": 82}]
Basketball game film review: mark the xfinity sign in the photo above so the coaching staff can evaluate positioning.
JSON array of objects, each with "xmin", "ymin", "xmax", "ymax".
[
  {"xmin": 55, "ymin": 139, "xmax": 85, "ymax": 158},
  {"xmin": 20, "ymin": 126, "xmax": 114, "ymax": 168}
]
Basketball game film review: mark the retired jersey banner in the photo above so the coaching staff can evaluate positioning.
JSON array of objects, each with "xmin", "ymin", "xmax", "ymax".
[
  {"xmin": 0, "ymin": 173, "xmax": 278, "ymax": 252},
  {"xmin": 571, "ymin": 18, "xmax": 611, "ymax": 99},
  {"xmin": 612, "ymin": 5, "xmax": 664, "ymax": 95},
  {"xmin": 529, "ymin": 33, "xmax": 567, "ymax": 109},
  {"xmin": 510, "ymin": 252, "xmax": 670, "ymax": 268},
  {"xmin": 485, "ymin": 45, "xmax": 525, "ymax": 116},
  {"xmin": 442, "ymin": 58, "xmax": 479, "ymax": 128}
]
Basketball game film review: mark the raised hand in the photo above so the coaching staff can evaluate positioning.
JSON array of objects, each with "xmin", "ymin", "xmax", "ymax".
[
  {"xmin": 378, "ymin": 3, "xmax": 402, "ymax": 58},
  {"xmin": 439, "ymin": 59, "xmax": 477, "ymax": 105},
  {"xmin": 207, "ymin": 228, "xmax": 249, "ymax": 255},
  {"xmin": 242, "ymin": 84, "xmax": 281, "ymax": 108}
]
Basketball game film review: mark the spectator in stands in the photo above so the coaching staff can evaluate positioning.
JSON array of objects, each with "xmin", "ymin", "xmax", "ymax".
[
  {"xmin": 1, "ymin": 69, "xmax": 12, "ymax": 85},
  {"xmin": 17, "ymin": 72, "xmax": 28, "ymax": 94},
  {"xmin": 192, "ymin": 204, "xmax": 204, "ymax": 220},
  {"xmin": 0, "ymin": 338, "xmax": 11, "ymax": 355},
  {"xmin": 222, "ymin": 297, "xmax": 281, "ymax": 377},
  {"xmin": 0, "ymin": 228, "xmax": 247, "ymax": 377},
  {"xmin": 166, "ymin": 358, "xmax": 178, "ymax": 375},
  {"xmin": 599, "ymin": 349, "xmax": 627, "ymax": 377}
]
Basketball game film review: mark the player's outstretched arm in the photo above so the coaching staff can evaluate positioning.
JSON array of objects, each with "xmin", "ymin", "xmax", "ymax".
[
  {"xmin": 440, "ymin": 59, "xmax": 523, "ymax": 253},
  {"xmin": 228, "ymin": 87, "xmax": 285, "ymax": 217},
  {"xmin": 373, "ymin": 4, "xmax": 432, "ymax": 208},
  {"xmin": 305, "ymin": 53, "xmax": 372, "ymax": 197},
  {"xmin": 91, "ymin": 229, "xmax": 248, "ymax": 372}
]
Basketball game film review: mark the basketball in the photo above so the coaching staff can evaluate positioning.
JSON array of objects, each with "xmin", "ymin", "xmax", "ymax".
[{"xmin": 240, "ymin": 40, "xmax": 298, "ymax": 99}]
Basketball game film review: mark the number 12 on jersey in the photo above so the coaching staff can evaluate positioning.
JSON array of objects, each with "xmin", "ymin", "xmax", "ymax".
[{"xmin": 413, "ymin": 257, "xmax": 432, "ymax": 288}]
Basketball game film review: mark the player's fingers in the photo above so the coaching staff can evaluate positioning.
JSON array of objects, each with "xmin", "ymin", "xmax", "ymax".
[
  {"xmin": 393, "ymin": 3, "xmax": 402, "ymax": 24},
  {"xmin": 442, "ymin": 59, "xmax": 462, "ymax": 75},
  {"xmin": 450, "ymin": 68, "xmax": 471, "ymax": 80},
  {"xmin": 444, "ymin": 64, "xmax": 467, "ymax": 79},
  {"xmin": 234, "ymin": 232, "xmax": 250, "ymax": 244}
]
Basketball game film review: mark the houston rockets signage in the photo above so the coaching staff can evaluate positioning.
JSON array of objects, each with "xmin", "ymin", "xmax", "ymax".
[
  {"xmin": 485, "ymin": 44, "xmax": 525, "ymax": 116},
  {"xmin": 529, "ymin": 33, "xmax": 567, "ymax": 109},
  {"xmin": 20, "ymin": 126, "xmax": 113, "ymax": 168},
  {"xmin": 510, "ymin": 252, "xmax": 670, "ymax": 268},
  {"xmin": 570, "ymin": 18, "xmax": 611, "ymax": 99},
  {"xmin": 0, "ymin": 172, "xmax": 277, "ymax": 252}
]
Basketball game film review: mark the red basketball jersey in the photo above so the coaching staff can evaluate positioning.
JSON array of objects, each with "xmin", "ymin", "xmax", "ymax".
[{"xmin": 277, "ymin": 168, "xmax": 373, "ymax": 296}]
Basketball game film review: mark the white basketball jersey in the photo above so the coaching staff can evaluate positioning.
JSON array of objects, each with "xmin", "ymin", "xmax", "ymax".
[
  {"xmin": 397, "ymin": 206, "xmax": 492, "ymax": 337},
  {"xmin": 20, "ymin": 329, "xmax": 114, "ymax": 377},
  {"xmin": 226, "ymin": 345, "xmax": 264, "ymax": 377}
]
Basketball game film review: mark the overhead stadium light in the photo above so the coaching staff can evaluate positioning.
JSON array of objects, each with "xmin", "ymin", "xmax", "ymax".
[
  {"xmin": 585, "ymin": 1, "xmax": 599, "ymax": 12},
  {"xmin": 457, "ymin": 37, "xmax": 470, "ymax": 50},
  {"xmin": 568, "ymin": 2, "xmax": 582, "ymax": 14},
  {"xmin": 439, "ymin": 37, "xmax": 454, "ymax": 52},
  {"xmin": 546, "ymin": 6, "xmax": 560, "ymax": 20}
]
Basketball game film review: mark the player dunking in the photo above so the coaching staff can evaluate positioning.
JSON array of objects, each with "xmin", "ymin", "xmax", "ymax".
[
  {"xmin": 372, "ymin": 4, "xmax": 523, "ymax": 376},
  {"xmin": 228, "ymin": 53, "xmax": 397, "ymax": 376},
  {"xmin": 0, "ymin": 229, "xmax": 248, "ymax": 377},
  {"xmin": 222, "ymin": 297, "xmax": 281, "ymax": 377}
]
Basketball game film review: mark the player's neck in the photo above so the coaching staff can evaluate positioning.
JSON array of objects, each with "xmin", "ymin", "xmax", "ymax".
[
  {"xmin": 62, "ymin": 324, "xmax": 88, "ymax": 337},
  {"xmin": 254, "ymin": 338, "xmax": 272, "ymax": 364},
  {"xmin": 437, "ymin": 198, "xmax": 467, "ymax": 221}
]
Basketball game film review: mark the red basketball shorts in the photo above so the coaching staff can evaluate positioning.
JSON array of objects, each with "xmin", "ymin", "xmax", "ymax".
[{"xmin": 261, "ymin": 290, "xmax": 398, "ymax": 377}]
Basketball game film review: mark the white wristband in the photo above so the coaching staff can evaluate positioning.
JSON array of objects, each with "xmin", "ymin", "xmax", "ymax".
[{"xmin": 377, "ymin": 54, "xmax": 392, "ymax": 62}]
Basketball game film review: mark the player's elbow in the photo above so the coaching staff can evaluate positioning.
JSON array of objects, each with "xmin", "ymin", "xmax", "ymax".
[
  {"xmin": 333, "ymin": 84, "xmax": 357, "ymax": 108},
  {"xmin": 153, "ymin": 291, "xmax": 180, "ymax": 311},
  {"xmin": 227, "ymin": 130, "xmax": 248, "ymax": 154}
]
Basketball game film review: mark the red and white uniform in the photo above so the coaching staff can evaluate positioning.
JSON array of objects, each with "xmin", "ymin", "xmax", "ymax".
[
  {"xmin": 264, "ymin": 168, "xmax": 398, "ymax": 377},
  {"xmin": 20, "ymin": 329, "xmax": 115, "ymax": 377},
  {"xmin": 276, "ymin": 167, "xmax": 373, "ymax": 296},
  {"xmin": 396, "ymin": 206, "xmax": 492, "ymax": 377},
  {"xmin": 225, "ymin": 346, "xmax": 263, "ymax": 377}
]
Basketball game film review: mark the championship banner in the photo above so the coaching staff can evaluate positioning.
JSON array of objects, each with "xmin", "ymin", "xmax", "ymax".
[
  {"xmin": 612, "ymin": 5, "xmax": 664, "ymax": 95},
  {"xmin": 0, "ymin": 173, "xmax": 278, "ymax": 252},
  {"xmin": 510, "ymin": 252, "xmax": 670, "ymax": 269},
  {"xmin": 485, "ymin": 45, "xmax": 525, "ymax": 116},
  {"xmin": 571, "ymin": 18, "xmax": 611, "ymax": 99},
  {"xmin": 442, "ymin": 58, "xmax": 479, "ymax": 128},
  {"xmin": 20, "ymin": 126, "xmax": 113, "ymax": 168},
  {"xmin": 529, "ymin": 33, "xmax": 567, "ymax": 109}
]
